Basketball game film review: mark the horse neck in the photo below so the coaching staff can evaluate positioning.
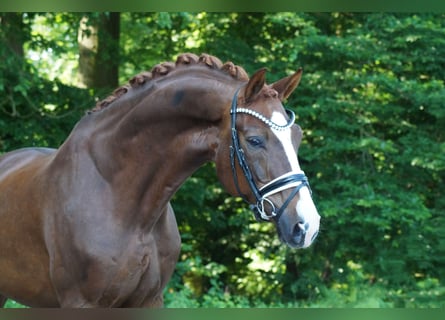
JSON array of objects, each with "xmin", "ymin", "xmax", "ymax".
[{"xmin": 81, "ymin": 73, "xmax": 240, "ymax": 208}]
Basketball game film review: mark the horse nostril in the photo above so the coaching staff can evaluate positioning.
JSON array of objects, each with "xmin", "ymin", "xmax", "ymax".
[
  {"xmin": 293, "ymin": 221, "xmax": 307, "ymax": 239},
  {"xmin": 298, "ymin": 221, "xmax": 309, "ymax": 232}
]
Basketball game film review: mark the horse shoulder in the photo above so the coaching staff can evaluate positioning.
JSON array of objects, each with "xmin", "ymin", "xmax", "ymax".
[{"xmin": 0, "ymin": 147, "xmax": 60, "ymax": 307}]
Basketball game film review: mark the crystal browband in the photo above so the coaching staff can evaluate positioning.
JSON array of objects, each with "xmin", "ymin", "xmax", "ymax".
[{"xmin": 231, "ymin": 108, "xmax": 295, "ymax": 131}]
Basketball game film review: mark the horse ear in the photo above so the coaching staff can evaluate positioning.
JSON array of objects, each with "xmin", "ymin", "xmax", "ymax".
[
  {"xmin": 244, "ymin": 68, "xmax": 267, "ymax": 103},
  {"xmin": 271, "ymin": 68, "xmax": 303, "ymax": 101}
]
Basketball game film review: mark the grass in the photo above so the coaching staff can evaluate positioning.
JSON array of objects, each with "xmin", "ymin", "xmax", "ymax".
[{"xmin": 3, "ymin": 279, "xmax": 444, "ymax": 308}]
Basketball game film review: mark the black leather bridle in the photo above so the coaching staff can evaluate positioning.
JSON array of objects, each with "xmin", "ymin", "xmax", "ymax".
[{"xmin": 229, "ymin": 88, "xmax": 312, "ymax": 222}]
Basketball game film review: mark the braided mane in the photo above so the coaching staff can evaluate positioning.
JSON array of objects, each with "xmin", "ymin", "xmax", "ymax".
[{"xmin": 90, "ymin": 53, "xmax": 250, "ymax": 113}]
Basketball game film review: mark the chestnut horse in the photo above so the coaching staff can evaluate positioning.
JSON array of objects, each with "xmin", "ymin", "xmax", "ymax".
[{"xmin": 0, "ymin": 53, "xmax": 320, "ymax": 307}]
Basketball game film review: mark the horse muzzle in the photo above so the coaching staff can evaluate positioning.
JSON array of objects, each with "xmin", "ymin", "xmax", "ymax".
[{"xmin": 277, "ymin": 186, "xmax": 320, "ymax": 248}]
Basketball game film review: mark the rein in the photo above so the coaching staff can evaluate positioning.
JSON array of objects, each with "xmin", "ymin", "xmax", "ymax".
[{"xmin": 229, "ymin": 88, "xmax": 312, "ymax": 222}]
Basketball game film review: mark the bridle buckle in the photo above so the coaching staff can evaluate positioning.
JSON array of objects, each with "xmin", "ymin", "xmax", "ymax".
[{"xmin": 256, "ymin": 197, "xmax": 277, "ymax": 221}]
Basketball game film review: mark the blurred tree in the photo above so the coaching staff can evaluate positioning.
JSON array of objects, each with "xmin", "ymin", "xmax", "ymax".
[
  {"xmin": 0, "ymin": 13, "xmax": 27, "ymax": 58},
  {"xmin": 0, "ymin": 13, "xmax": 90, "ymax": 152},
  {"xmin": 78, "ymin": 12, "xmax": 120, "ymax": 90}
]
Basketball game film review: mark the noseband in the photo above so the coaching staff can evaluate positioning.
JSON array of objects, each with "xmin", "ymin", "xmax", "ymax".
[{"xmin": 229, "ymin": 88, "xmax": 312, "ymax": 222}]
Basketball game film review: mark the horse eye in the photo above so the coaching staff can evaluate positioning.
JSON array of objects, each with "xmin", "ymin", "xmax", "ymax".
[{"xmin": 246, "ymin": 136, "xmax": 265, "ymax": 149}]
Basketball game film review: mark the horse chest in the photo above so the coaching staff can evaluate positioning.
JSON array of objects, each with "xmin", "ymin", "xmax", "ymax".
[
  {"xmin": 50, "ymin": 228, "xmax": 163, "ymax": 307},
  {"xmin": 92, "ymin": 237, "xmax": 163, "ymax": 306},
  {"xmin": 49, "ymin": 204, "xmax": 180, "ymax": 307}
]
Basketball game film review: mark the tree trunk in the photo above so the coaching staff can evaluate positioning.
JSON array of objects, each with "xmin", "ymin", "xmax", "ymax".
[
  {"xmin": 0, "ymin": 13, "xmax": 26, "ymax": 58},
  {"xmin": 77, "ymin": 13, "xmax": 120, "ymax": 90}
]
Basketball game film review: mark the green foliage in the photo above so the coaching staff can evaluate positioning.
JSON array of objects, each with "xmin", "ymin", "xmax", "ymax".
[
  {"xmin": 4, "ymin": 300, "xmax": 26, "ymax": 308},
  {"xmin": 1, "ymin": 13, "xmax": 444, "ymax": 308},
  {"xmin": 167, "ymin": 12, "xmax": 445, "ymax": 308}
]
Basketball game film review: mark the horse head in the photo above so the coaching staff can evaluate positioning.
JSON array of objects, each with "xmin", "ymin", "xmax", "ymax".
[{"xmin": 216, "ymin": 68, "xmax": 320, "ymax": 249}]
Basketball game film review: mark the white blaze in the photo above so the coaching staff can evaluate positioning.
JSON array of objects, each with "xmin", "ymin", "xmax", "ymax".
[{"xmin": 271, "ymin": 112, "xmax": 320, "ymax": 247}]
